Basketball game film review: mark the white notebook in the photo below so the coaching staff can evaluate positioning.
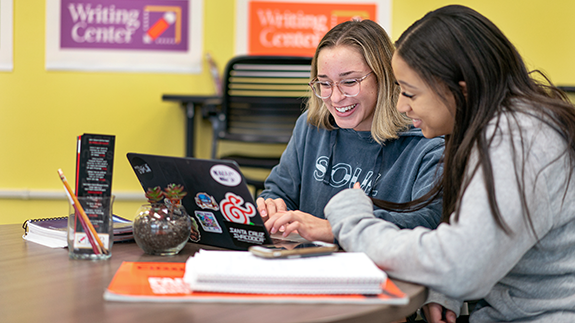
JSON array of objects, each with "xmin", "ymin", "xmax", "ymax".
[{"xmin": 183, "ymin": 250, "xmax": 386, "ymax": 295}]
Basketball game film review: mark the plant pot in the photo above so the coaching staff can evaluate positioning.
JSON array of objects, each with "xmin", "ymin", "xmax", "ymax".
[{"xmin": 133, "ymin": 203, "xmax": 193, "ymax": 256}]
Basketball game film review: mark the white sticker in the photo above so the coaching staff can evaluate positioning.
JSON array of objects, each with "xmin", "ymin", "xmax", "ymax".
[
  {"xmin": 219, "ymin": 192, "xmax": 256, "ymax": 224},
  {"xmin": 73, "ymin": 232, "xmax": 110, "ymax": 249},
  {"xmin": 210, "ymin": 165, "xmax": 242, "ymax": 187}
]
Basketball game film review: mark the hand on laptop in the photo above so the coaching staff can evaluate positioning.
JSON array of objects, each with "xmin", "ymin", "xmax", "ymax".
[
  {"xmin": 256, "ymin": 197, "xmax": 287, "ymax": 222},
  {"xmin": 264, "ymin": 210, "xmax": 334, "ymax": 243}
]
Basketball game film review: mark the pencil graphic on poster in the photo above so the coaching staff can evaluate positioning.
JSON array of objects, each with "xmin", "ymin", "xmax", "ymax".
[{"xmin": 143, "ymin": 11, "xmax": 176, "ymax": 43}]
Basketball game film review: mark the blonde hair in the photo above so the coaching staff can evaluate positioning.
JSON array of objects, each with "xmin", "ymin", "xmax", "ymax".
[{"xmin": 307, "ymin": 19, "xmax": 410, "ymax": 143}]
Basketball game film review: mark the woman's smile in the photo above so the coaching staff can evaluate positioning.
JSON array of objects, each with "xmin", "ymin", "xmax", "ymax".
[
  {"xmin": 334, "ymin": 103, "xmax": 358, "ymax": 114},
  {"xmin": 317, "ymin": 45, "xmax": 377, "ymax": 131}
]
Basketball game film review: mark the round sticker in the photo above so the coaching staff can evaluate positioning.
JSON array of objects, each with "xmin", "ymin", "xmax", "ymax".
[{"xmin": 210, "ymin": 165, "xmax": 242, "ymax": 187}]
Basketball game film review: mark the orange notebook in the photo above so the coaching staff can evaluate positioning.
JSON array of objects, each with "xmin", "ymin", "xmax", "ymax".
[{"xmin": 104, "ymin": 261, "xmax": 409, "ymax": 305}]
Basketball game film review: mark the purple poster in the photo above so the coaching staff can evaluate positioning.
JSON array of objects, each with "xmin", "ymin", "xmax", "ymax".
[{"xmin": 60, "ymin": 0, "xmax": 189, "ymax": 51}]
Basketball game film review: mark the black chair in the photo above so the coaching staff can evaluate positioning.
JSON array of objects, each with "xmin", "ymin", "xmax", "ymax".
[{"xmin": 205, "ymin": 55, "xmax": 312, "ymax": 197}]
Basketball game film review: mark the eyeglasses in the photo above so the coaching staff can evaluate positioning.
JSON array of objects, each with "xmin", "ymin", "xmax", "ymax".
[{"xmin": 309, "ymin": 72, "xmax": 373, "ymax": 99}]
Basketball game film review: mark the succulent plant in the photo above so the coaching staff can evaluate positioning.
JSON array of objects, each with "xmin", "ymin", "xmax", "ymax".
[
  {"xmin": 164, "ymin": 183, "xmax": 187, "ymax": 204},
  {"xmin": 145, "ymin": 186, "xmax": 164, "ymax": 204}
]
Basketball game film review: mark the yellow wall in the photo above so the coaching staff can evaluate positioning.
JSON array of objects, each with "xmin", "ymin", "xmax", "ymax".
[
  {"xmin": 2, "ymin": 0, "xmax": 574, "ymax": 224},
  {"xmin": 391, "ymin": 0, "xmax": 575, "ymax": 85},
  {"xmin": 0, "ymin": 0, "xmax": 235, "ymax": 224}
]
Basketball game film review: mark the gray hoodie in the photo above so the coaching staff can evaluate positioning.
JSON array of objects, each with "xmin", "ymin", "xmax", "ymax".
[{"xmin": 325, "ymin": 110, "xmax": 575, "ymax": 322}]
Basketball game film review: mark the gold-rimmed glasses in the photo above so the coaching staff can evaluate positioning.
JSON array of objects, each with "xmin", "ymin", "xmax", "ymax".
[{"xmin": 309, "ymin": 72, "xmax": 373, "ymax": 99}]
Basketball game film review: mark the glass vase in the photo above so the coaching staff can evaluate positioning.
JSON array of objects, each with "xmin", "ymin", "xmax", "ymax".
[{"xmin": 133, "ymin": 203, "xmax": 192, "ymax": 256}]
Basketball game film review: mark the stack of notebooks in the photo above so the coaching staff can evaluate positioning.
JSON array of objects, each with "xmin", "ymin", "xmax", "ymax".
[
  {"xmin": 104, "ymin": 250, "xmax": 408, "ymax": 304},
  {"xmin": 184, "ymin": 250, "xmax": 386, "ymax": 295},
  {"xmin": 22, "ymin": 215, "xmax": 133, "ymax": 248}
]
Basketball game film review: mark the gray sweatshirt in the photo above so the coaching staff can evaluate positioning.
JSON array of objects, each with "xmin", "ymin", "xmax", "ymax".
[{"xmin": 325, "ymin": 110, "xmax": 575, "ymax": 322}]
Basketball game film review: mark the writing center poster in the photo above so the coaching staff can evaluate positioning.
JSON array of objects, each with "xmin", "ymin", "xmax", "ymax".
[
  {"xmin": 0, "ymin": 0, "xmax": 13, "ymax": 71},
  {"xmin": 235, "ymin": 0, "xmax": 391, "ymax": 57},
  {"xmin": 45, "ymin": 0, "xmax": 203, "ymax": 73}
]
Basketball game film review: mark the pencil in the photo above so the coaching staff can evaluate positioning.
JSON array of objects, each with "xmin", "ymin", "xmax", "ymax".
[
  {"xmin": 59, "ymin": 169, "xmax": 103, "ymax": 255},
  {"xmin": 59, "ymin": 169, "xmax": 105, "ymax": 255},
  {"xmin": 58, "ymin": 169, "xmax": 109, "ymax": 255},
  {"xmin": 71, "ymin": 202, "xmax": 102, "ymax": 255}
]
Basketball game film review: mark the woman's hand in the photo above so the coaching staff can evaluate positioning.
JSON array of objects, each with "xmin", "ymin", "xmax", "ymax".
[
  {"xmin": 264, "ymin": 210, "xmax": 334, "ymax": 242},
  {"xmin": 422, "ymin": 303, "xmax": 456, "ymax": 323},
  {"xmin": 256, "ymin": 197, "xmax": 287, "ymax": 222}
]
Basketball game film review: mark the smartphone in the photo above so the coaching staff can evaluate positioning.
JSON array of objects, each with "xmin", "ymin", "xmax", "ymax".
[{"xmin": 248, "ymin": 241, "xmax": 339, "ymax": 259}]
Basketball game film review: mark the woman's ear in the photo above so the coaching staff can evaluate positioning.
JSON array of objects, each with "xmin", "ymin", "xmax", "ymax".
[{"xmin": 459, "ymin": 81, "xmax": 467, "ymax": 98}]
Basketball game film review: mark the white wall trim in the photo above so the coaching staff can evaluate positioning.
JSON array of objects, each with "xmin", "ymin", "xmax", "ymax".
[{"xmin": 0, "ymin": 189, "xmax": 144, "ymax": 201}]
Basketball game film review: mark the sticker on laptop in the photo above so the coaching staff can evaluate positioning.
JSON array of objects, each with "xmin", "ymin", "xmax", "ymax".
[
  {"xmin": 210, "ymin": 165, "xmax": 242, "ymax": 187},
  {"xmin": 133, "ymin": 163, "xmax": 152, "ymax": 175},
  {"xmin": 189, "ymin": 216, "xmax": 201, "ymax": 242},
  {"xmin": 194, "ymin": 192, "xmax": 219, "ymax": 211},
  {"xmin": 219, "ymin": 192, "xmax": 256, "ymax": 224},
  {"xmin": 129, "ymin": 157, "xmax": 154, "ymax": 181},
  {"xmin": 226, "ymin": 222, "xmax": 267, "ymax": 248},
  {"xmin": 194, "ymin": 211, "xmax": 223, "ymax": 233}
]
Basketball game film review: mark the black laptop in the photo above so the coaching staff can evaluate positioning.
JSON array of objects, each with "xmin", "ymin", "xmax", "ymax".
[{"xmin": 127, "ymin": 153, "xmax": 302, "ymax": 251}]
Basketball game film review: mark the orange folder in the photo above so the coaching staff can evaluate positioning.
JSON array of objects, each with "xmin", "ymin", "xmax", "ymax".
[{"xmin": 104, "ymin": 261, "xmax": 409, "ymax": 304}]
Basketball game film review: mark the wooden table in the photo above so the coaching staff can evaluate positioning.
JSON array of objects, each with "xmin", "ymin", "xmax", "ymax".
[{"xmin": 0, "ymin": 224, "xmax": 427, "ymax": 323}]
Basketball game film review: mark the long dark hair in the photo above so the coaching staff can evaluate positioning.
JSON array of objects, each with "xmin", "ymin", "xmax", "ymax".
[{"xmin": 372, "ymin": 5, "xmax": 575, "ymax": 233}]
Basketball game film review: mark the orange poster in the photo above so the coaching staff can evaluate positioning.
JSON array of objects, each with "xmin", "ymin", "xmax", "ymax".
[{"xmin": 248, "ymin": 1, "xmax": 377, "ymax": 56}]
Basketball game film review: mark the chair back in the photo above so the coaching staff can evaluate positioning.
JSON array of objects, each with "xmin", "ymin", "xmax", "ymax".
[{"xmin": 210, "ymin": 55, "xmax": 312, "ymax": 158}]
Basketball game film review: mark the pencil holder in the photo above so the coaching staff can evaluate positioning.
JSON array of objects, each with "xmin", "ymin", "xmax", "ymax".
[
  {"xmin": 67, "ymin": 196, "xmax": 115, "ymax": 260},
  {"xmin": 133, "ymin": 203, "xmax": 195, "ymax": 256}
]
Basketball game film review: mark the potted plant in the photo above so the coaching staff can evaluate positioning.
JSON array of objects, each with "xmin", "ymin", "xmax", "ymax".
[{"xmin": 133, "ymin": 184, "xmax": 199, "ymax": 255}]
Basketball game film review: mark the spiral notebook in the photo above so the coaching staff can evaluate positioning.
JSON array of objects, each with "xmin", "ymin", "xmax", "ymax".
[
  {"xmin": 22, "ymin": 215, "xmax": 133, "ymax": 248},
  {"xmin": 184, "ymin": 250, "xmax": 388, "ymax": 295}
]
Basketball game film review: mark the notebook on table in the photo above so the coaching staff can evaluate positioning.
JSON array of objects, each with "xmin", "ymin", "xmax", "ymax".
[
  {"xmin": 22, "ymin": 214, "xmax": 133, "ymax": 248},
  {"xmin": 127, "ymin": 153, "xmax": 305, "ymax": 251}
]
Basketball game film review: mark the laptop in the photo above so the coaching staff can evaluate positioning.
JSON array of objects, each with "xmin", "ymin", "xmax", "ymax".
[{"xmin": 127, "ymin": 153, "xmax": 304, "ymax": 251}]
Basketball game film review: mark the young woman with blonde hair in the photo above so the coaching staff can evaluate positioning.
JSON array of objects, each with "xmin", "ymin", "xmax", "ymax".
[{"xmin": 259, "ymin": 19, "xmax": 444, "ymax": 242}]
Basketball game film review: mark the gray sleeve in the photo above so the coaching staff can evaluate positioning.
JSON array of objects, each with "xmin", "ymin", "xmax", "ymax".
[{"xmin": 325, "ymin": 122, "xmax": 553, "ymax": 301}]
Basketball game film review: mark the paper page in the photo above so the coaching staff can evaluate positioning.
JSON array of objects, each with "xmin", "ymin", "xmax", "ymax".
[{"xmin": 22, "ymin": 233, "xmax": 67, "ymax": 248}]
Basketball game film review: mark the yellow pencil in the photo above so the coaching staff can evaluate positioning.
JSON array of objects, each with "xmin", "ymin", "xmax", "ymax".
[{"xmin": 58, "ymin": 169, "xmax": 109, "ymax": 255}]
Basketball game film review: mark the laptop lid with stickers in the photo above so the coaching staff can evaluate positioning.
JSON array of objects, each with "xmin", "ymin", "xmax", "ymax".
[{"xmin": 127, "ymin": 153, "xmax": 275, "ymax": 251}]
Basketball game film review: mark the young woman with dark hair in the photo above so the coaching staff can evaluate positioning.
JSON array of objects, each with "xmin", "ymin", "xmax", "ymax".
[{"xmin": 326, "ymin": 5, "xmax": 575, "ymax": 322}]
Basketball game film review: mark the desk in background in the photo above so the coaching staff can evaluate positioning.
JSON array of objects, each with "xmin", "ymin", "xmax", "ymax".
[
  {"xmin": 162, "ymin": 94, "xmax": 220, "ymax": 158},
  {"xmin": 0, "ymin": 224, "xmax": 427, "ymax": 323}
]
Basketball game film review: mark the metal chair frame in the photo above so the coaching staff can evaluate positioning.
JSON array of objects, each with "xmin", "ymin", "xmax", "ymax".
[{"xmin": 206, "ymin": 55, "xmax": 312, "ymax": 196}]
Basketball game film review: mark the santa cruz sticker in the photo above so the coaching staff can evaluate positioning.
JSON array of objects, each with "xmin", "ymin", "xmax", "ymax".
[
  {"xmin": 219, "ymin": 192, "xmax": 256, "ymax": 224},
  {"xmin": 210, "ymin": 165, "xmax": 241, "ymax": 187},
  {"xmin": 226, "ymin": 222, "xmax": 268, "ymax": 248}
]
